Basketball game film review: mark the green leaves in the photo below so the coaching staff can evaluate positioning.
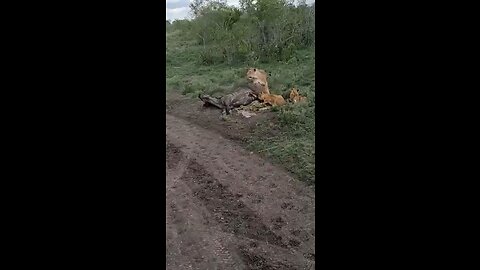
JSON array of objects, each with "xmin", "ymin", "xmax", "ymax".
[{"xmin": 178, "ymin": 0, "xmax": 315, "ymax": 64}]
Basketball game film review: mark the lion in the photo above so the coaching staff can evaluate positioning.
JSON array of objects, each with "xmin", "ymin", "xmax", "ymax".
[
  {"xmin": 247, "ymin": 78, "xmax": 286, "ymax": 107},
  {"xmin": 259, "ymin": 92, "xmax": 286, "ymax": 107},
  {"xmin": 289, "ymin": 87, "xmax": 307, "ymax": 103},
  {"xmin": 247, "ymin": 78, "xmax": 268, "ymax": 97},
  {"xmin": 246, "ymin": 68, "xmax": 268, "ymax": 82},
  {"xmin": 246, "ymin": 68, "xmax": 270, "ymax": 95}
]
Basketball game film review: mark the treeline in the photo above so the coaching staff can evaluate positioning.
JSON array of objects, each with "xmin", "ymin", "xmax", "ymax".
[{"xmin": 167, "ymin": 0, "xmax": 315, "ymax": 64}]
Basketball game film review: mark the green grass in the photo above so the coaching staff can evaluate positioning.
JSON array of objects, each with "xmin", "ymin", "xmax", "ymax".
[
  {"xmin": 246, "ymin": 101, "xmax": 315, "ymax": 185},
  {"xmin": 167, "ymin": 30, "xmax": 316, "ymax": 185}
]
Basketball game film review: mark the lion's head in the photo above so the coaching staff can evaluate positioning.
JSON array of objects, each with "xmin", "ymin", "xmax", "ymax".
[
  {"xmin": 289, "ymin": 87, "xmax": 300, "ymax": 101},
  {"xmin": 246, "ymin": 68, "xmax": 269, "ymax": 83},
  {"xmin": 289, "ymin": 87, "xmax": 306, "ymax": 103}
]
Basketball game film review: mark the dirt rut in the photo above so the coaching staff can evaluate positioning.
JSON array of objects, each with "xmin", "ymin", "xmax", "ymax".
[{"xmin": 166, "ymin": 113, "xmax": 315, "ymax": 269}]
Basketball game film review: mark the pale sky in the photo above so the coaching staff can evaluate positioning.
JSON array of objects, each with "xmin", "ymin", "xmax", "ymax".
[{"xmin": 166, "ymin": 0, "xmax": 315, "ymax": 22}]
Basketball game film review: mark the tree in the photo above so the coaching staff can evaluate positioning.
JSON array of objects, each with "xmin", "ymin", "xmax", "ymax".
[{"xmin": 189, "ymin": 0, "xmax": 205, "ymax": 17}]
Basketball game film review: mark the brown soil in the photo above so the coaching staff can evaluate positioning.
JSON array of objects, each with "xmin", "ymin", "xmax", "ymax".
[
  {"xmin": 166, "ymin": 94, "xmax": 315, "ymax": 269},
  {"xmin": 166, "ymin": 93, "xmax": 279, "ymax": 143}
]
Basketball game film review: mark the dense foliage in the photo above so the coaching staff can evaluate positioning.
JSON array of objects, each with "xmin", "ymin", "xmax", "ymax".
[{"xmin": 167, "ymin": 0, "xmax": 315, "ymax": 64}]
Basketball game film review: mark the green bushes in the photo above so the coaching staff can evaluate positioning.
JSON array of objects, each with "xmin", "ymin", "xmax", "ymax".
[{"xmin": 169, "ymin": 0, "xmax": 315, "ymax": 65}]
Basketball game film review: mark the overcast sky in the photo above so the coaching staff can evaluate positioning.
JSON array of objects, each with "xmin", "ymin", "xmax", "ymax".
[{"xmin": 166, "ymin": 0, "xmax": 315, "ymax": 22}]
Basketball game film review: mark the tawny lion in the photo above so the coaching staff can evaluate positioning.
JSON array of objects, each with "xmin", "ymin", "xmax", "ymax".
[
  {"xmin": 249, "ymin": 75, "xmax": 286, "ymax": 107},
  {"xmin": 259, "ymin": 92, "xmax": 286, "ymax": 107},
  {"xmin": 246, "ymin": 68, "xmax": 270, "ymax": 95}
]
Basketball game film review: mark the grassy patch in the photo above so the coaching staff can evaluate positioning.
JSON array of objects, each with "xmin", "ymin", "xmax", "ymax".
[{"xmin": 246, "ymin": 101, "xmax": 315, "ymax": 185}]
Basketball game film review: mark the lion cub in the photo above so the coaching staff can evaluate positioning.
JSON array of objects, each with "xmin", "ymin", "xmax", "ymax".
[
  {"xmin": 259, "ymin": 92, "xmax": 286, "ymax": 106},
  {"xmin": 289, "ymin": 87, "xmax": 307, "ymax": 103}
]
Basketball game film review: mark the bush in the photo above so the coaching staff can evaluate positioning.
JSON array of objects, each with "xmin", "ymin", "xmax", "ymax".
[{"xmin": 184, "ymin": 0, "xmax": 315, "ymax": 64}]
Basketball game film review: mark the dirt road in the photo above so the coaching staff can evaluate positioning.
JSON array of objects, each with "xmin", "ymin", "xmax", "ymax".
[{"xmin": 166, "ymin": 113, "xmax": 315, "ymax": 269}]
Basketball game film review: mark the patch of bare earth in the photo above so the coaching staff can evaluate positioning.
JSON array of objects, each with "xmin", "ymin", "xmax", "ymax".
[
  {"xmin": 166, "ymin": 109, "xmax": 315, "ymax": 269},
  {"xmin": 166, "ymin": 92, "xmax": 280, "ymax": 143}
]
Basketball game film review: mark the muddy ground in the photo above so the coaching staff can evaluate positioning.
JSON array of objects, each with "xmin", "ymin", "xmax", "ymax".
[{"xmin": 166, "ymin": 94, "xmax": 315, "ymax": 269}]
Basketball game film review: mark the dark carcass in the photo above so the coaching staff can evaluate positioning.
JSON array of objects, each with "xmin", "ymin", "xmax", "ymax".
[{"xmin": 198, "ymin": 86, "xmax": 261, "ymax": 115}]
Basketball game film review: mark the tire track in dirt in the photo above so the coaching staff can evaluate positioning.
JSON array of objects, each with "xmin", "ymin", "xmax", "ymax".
[
  {"xmin": 167, "ymin": 145, "xmax": 241, "ymax": 269},
  {"xmin": 180, "ymin": 159, "xmax": 286, "ymax": 247},
  {"xmin": 166, "ymin": 113, "xmax": 315, "ymax": 269}
]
